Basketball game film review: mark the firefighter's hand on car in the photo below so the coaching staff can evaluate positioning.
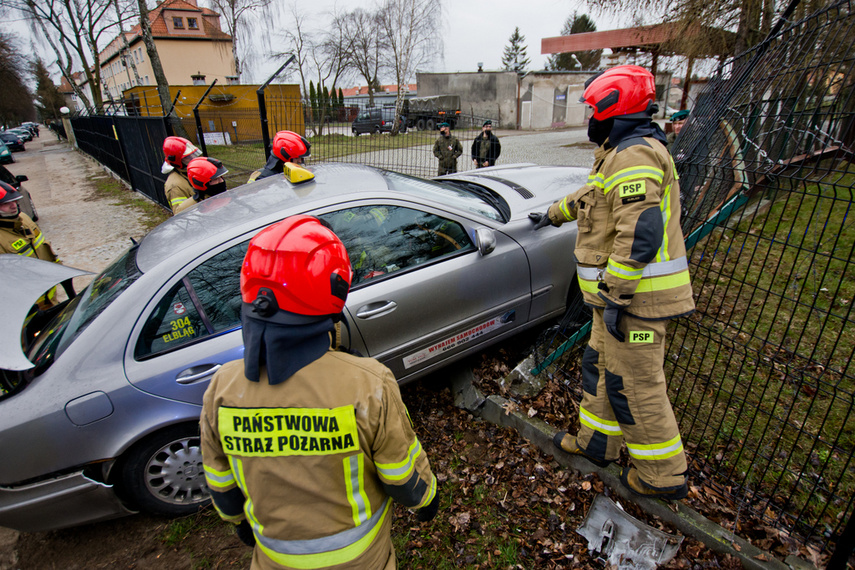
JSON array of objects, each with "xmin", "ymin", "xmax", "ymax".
[{"xmin": 529, "ymin": 212, "xmax": 553, "ymax": 231}]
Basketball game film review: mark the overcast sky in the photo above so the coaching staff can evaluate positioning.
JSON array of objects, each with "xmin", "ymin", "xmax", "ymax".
[{"xmin": 8, "ymin": 0, "xmax": 625, "ymax": 86}]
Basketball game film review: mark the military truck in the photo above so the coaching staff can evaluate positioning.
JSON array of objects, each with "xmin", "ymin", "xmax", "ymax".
[{"xmin": 403, "ymin": 95, "xmax": 462, "ymax": 130}]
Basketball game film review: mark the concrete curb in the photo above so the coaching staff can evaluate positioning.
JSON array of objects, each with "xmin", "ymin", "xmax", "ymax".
[{"xmin": 447, "ymin": 365, "xmax": 814, "ymax": 570}]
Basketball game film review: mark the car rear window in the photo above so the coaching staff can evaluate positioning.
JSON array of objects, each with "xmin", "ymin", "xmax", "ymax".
[{"xmin": 380, "ymin": 170, "xmax": 507, "ymax": 222}]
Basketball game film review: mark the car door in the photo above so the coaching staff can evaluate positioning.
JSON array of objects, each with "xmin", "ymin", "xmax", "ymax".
[
  {"xmin": 317, "ymin": 202, "xmax": 532, "ymax": 381},
  {"xmin": 124, "ymin": 238, "xmax": 250, "ymax": 404}
]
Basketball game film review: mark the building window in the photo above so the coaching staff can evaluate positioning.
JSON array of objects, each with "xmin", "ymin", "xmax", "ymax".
[
  {"xmin": 191, "ymin": 73, "xmax": 206, "ymax": 86},
  {"xmin": 144, "ymin": 76, "xmax": 150, "ymax": 85},
  {"xmin": 138, "ymin": 48, "xmax": 144, "ymax": 63},
  {"xmin": 187, "ymin": 17, "xmax": 198, "ymax": 29},
  {"xmin": 135, "ymin": 50, "xmax": 140, "ymax": 63},
  {"xmin": 173, "ymin": 17, "xmax": 184, "ymax": 29}
]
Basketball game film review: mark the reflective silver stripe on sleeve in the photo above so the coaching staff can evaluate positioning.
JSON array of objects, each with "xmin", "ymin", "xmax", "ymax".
[{"xmin": 577, "ymin": 257, "xmax": 687, "ymax": 281}]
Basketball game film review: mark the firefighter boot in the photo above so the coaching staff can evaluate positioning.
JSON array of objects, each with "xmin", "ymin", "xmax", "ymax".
[
  {"xmin": 620, "ymin": 467, "xmax": 688, "ymax": 500},
  {"xmin": 552, "ymin": 431, "xmax": 611, "ymax": 468}
]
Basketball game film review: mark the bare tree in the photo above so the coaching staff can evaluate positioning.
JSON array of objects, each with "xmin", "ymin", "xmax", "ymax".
[
  {"xmin": 376, "ymin": 0, "xmax": 442, "ymax": 135},
  {"xmin": 4, "ymin": 0, "xmax": 125, "ymax": 109},
  {"xmin": 136, "ymin": 0, "xmax": 174, "ymax": 117},
  {"xmin": 274, "ymin": 2, "xmax": 352, "ymax": 136},
  {"xmin": 340, "ymin": 8, "xmax": 383, "ymax": 107},
  {"xmin": 204, "ymin": 0, "xmax": 271, "ymax": 81}
]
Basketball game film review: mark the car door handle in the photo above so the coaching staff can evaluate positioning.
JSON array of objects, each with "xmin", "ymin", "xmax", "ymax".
[
  {"xmin": 176, "ymin": 364, "xmax": 222, "ymax": 385},
  {"xmin": 356, "ymin": 301, "xmax": 398, "ymax": 319}
]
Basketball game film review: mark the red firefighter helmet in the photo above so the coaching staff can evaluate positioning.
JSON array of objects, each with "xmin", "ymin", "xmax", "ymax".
[
  {"xmin": 186, "ymin": 157, "xmax": 228, "ymax": 191},
  {"xmin": 0, "ymin": 181, "xmax": 23, "ymax": 205},
  {"xmin": 580, "ymin": 65, "xmax": 656, "ymax": 121},
  {"xmin": 271, "ymin": 131, "xmax": 311, "ymax": 163},
  {"xmin": 162, "ymin": 136, "xmax": 201, "ymax": 169},
  {"xmin": 241, "ymin": 215, "xmax": 352, "ymax": 321}
]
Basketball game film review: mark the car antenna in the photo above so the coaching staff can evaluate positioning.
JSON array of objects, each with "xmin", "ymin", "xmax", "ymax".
[{"xmin": 129, "ymin": 237, "xmax": 138, "ymax": 245}]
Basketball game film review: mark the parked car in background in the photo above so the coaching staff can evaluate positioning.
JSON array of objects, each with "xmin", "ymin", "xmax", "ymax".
[
  {"xmin": 0, "ymin": 141, "xmax": 12, "ymax": 164},
  {"xmin": 7, "ymin": 128, "xmax": 32, "ymax": 142},
  {"xmin": 0, "ymin": 162, "xmax": 585, "ymax": 532},
  {"xmin": 352, "ymin": 107, "xmax": 407, "ymax": 135},
  {"xmin": 0, "ymin": 165, "xmax": 37, "ymax": 220},
  {"xmin": 0, "ymin": 132, "xmax": 24, "ymax": 152}
]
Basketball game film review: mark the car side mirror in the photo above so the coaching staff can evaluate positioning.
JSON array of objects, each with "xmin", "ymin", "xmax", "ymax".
[
  {"xmin": 16, "ymin": 175, "xmax": 28, "ymax": 182},
  {"xmin": 474, "ymin": 228, "xmax": 496, "ymax": 256}
]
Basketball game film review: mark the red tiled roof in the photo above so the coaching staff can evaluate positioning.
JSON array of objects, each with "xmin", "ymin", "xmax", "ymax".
[
  {"xmin": 126, "ymin": 0, "xmax": 231, "ymax": 41},
  {"xmin": 341, "ymin": 84, "xmax": 417, "ymax": 97}
]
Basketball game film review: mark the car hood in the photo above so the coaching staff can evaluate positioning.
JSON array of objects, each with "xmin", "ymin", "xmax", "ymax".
[{"xmin": 0, "ymin": 255, "xmax": 92, "ymax": 371}]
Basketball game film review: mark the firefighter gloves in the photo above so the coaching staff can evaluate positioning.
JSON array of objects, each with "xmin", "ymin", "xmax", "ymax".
[
  {"xmin": 235, "ymin": 520, "xmax": 256, "ymax": 547},
  {"xmin": 417, "ymin": 493, "xmax": 440, "ymax": 522},
  {"xmin": 529, "ymin": 212, "xmax": 553, "ymax": 230},
  {"xmin": 603, "ymin": 305, "xmax": 625, "ymax": 342}
]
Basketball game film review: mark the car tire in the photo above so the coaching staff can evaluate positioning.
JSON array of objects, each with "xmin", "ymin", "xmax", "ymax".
[
  {"xmin": 117, "ymin": 424, "xmax": 210, "ymax": 516},
  {"xmin": 373, "ymin": 126, "xmax": 381, "ymax": 135},
  {"xmin": 416, "ymin": 119, "xmax": 426, "ymax": 131},
  {"xmin": 426, "ymin": 119, "xmax": 436, "ymax": 131}
]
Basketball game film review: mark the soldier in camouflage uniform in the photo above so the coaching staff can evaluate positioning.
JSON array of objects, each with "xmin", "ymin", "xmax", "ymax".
[{"xmin": 432, "ymin": 122, "xmax": 462, "ymax": 175}]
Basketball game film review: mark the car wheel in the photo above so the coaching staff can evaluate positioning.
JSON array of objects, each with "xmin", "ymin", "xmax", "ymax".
[
  {"xmin": 352, "ymin": 128, "xmax": 359, "ymax": 136},
  {"xmin": 373, "ymin": 126, "xmax": 381, "ymax": 134},
  {"xmin": 416, "ymin": 119, "xmax": 426, "ymax": 131},
  {"xmin": 426, "ymin": 119, "xmax": 436, "ymax": 131},
  {"xmin": 118, "ymin": 424, "xmax": 210, "ymax": 516}
]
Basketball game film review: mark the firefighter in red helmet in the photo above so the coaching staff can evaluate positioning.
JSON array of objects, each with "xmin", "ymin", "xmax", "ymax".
[
  {"xmin": 161, "ymin": 136, "xmax": 202, "ymax": 213},
  {"xmin": 200, "ymin": 215, "xmax": 438, "ymax": 569},
  {"xmin": 531, "ymin": 65, "xmax": 695, "ymax": 500},
  {"xmin": 174, "ymin": 157, "xmax": 229, "ymax": 214},
  {"xmin": 248, "ymin": 131, "xmax": 311, "ymax": 183},
  {"xmin": 0, "ymin": 181, "xmax": 61, "ymax": 308}
]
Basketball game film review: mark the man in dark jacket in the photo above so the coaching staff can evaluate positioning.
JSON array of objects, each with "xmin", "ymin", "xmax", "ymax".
[
  {"xmin": 471, "ymin": 120, "xmax": 501, "ymax": 168},
  {"xmin": 433, "ymin": 122, "xmax": 463, "ymax": 175}
]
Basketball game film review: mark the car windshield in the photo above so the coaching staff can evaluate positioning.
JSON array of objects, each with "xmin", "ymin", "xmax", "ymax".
[
  {"xmin": 381, "ymin": 170, "xmax": 507, "ymax": 222},
  {"xmin": 28, "ymin": 246, "xmax": 142, "ymax": 373}
]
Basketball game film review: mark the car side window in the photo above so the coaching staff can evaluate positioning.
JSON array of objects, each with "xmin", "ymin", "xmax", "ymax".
[
  {"xmin": 186, "ymin": 241, "xmax": 247, "ymax": 332},
  {"xmin": 135, "ymin": 241, "xmax": 247, "ymax": 358},
  {"xmin": 319, "ymin": 205, "xmax": 474, "ymax": 286},
  {"xmin": 136, "ymin": 281, "xmax": 207, "ymax": 358}
]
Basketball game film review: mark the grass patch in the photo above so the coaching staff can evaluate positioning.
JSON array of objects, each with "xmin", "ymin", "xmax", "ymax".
[
  {"xmin": 88, "ymin": 174, "xmax": 170, "ymax": 231},
  {"xmin": 668, "ymin": 165, "xmax": 855, "ymax": 542}
]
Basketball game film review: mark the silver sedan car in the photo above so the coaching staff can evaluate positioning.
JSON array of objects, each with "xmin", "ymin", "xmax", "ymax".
[{"xmin": 0, "ymin": 162, "xmax": 584, "ymax": 532}]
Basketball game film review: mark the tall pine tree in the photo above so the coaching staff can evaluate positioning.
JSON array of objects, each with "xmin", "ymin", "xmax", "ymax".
[
  {"xmin": 32, "ymin": 58, "xmax": 65, "ymax": 120},
  {"xmin": 501, "ymin": 27, "xmax": 531, "ymax": 74},
  {"xmin": 547, "ymin": 13, "xmax": 602, "ymax": 71}
]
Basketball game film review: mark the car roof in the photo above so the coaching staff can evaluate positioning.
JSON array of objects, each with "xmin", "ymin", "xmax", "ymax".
[
  {"xmin": 137, "ymin": 162, "xmax": 585, "ymax": 274},
  {"xmin": 137, "ymin": 163, "xmax": 417, "ymax": 272}
]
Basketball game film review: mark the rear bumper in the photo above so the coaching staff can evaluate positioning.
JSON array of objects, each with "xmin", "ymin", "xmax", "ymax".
[{"xmin": 0, "ymin": 470, "xmax": 136, "ymax": 532}]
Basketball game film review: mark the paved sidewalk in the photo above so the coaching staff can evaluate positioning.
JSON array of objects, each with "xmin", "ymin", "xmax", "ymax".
[{"xmin": 5, "ymin": 136, "xmax": 149, "ymax": 275}]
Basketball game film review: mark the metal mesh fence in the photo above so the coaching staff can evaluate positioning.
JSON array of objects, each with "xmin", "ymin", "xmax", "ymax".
[{"xmin": 534, "ymin": 0, "xmax": 855, "ymax": 560}]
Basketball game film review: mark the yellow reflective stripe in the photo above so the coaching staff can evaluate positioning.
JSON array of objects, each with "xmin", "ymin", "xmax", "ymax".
[
  {"xmin": 579, "ymin": 406, "xmax": 622, "ymax": 436},
  {"xmin": 603, "ymin": 166, "xmax": 664, "ymax": 195},
  {"xmin": 203, "ymin": 464, "xmax": 236, "ymax": 489},
  {"xmin": 31, "ymin": 233, "xmax": 45, "ymax": 248},
  {"xmin": 607, "ymin": 259, "xmax": 643, "ymax": 280},
  {"xmin": 375, "ymin": 439, "xmax": 421, "ymax": 481},
  {"xmin": 577, "ymin": 274, "xmax": 599, "ymax": 295},
  {"xmin": 418, "ymin": 475, "xmax": 438, "ymax": 509},
  {"xmin": 670, "ymin": 154, "xmax": 679, "ymax": 180},
  {"xmin": 588, "ymin": 172, "xmax": 605, "ymax": 189},
  {"xmin": 344, "ymin": 454, "xmax": 372, "ymax": 526},
  {"xmin": 558, "ymin": 196, "xmax": 576, "ymax": 221},
  {"xmin": 634, "ymin": 270, "xmax": 691, "ymax": 293},
  {"xmin": 170, "ymin": 196, "xmax": 188, "ymax": 207},
  {"xmin": 257, "ymin": 499, "xmax": 392, "ymax": 569},
  {"xmin": 657, "ymin": 184, "xmax": 672, "ymax": 262},
  {"xmin": 627, "ymin": 434, "xmax": 684, "ymax": 460}
]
